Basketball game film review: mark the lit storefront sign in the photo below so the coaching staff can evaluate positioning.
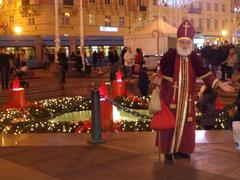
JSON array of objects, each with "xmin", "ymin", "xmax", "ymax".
[
  {"xmin": 193, "ymin": 38, "xmax": 204, "ymax": 44},
  {"xmin": 100, "ymin": 26, "xmax": 118, "ymax": 32}
]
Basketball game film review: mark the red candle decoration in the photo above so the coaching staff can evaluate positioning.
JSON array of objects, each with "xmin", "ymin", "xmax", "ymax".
[
  {"xmin": 116, "ymin": 70, "xmax": 123, "ymax": 82},
  {"xmin": 99, "ymin": 82, "xmax": 108, "ymax": 98},
  {"xmin": 112, "ymin": 70, "xmax": 126, "ymax": 98},
  {"xmin": 13, "ymin": 77, "xmax": 20, "ymax": 89},
  {"xmin": 100, "ymin": 100, "xmax": 113, "ymax": 131},
  {"xmin": 4, "ymin": 77, "xmax": 27, "ymax": 109},
  {"xmin": 99, "ymin": 81, "xmax": 113, "ymax": 131}
]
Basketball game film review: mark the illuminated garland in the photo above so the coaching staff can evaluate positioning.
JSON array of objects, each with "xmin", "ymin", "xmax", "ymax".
[{"xmin": 0, "ymin": 95, "xmax": 232, "ymax": 134}]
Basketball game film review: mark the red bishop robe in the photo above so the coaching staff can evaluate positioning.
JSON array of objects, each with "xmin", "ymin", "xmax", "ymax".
[{"xmin": 157, "ymin": 49, "xmax": 219, "ymax": 154}]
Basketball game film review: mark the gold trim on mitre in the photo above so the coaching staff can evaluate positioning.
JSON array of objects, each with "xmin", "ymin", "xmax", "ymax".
[
  {"xmin": 170, "ymin": 104, "xmax": 177, "ymax": 109},
  {"xmin": 162, "ymin": 75, "xmax": 173, "ymax": 82},
  {"xmin": 177, "ymin": 37, "xmax": 192, "ymax": 41},
  {"xmin": 187, "ymin": 117, "xmax": 193, "ymax": 122},
  {"xmin": 198, "ymin": 71, "xmax": 212, "ymax": 80},
  {"xmin": 212, "ymin": 79, "xmax": 220, "ymax": 89}
]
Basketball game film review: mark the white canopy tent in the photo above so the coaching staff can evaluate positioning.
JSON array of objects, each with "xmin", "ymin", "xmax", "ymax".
[{"xmin": 124, "ymin": 19, "xmax": 177, "ymax": 55}]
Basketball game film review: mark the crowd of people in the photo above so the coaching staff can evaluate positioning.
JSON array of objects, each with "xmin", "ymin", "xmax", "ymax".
[
  {"xmin": 199, "ymin": 40, "xmax": 239, "ymax": 81},
  {"xmin": 0, "ymin": 47, "xmax": 29, "ymax": 90}
]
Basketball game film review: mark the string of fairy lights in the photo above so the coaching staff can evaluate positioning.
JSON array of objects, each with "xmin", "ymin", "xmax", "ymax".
[{"xmin": 0, "ymin": 95, "xmax": 233, "ymax": 134}]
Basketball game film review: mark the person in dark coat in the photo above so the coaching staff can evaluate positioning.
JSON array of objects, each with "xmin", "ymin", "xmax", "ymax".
[
  {"xmin": 75, "ymin": 51, "xmax": 83, "ymax": 76},
  {"xmin": 219, "ymin": 40, "xmax": 231, "ymax": 81},
  {"xmin": 92, "ymin": 51, "xmax": 98, "ymax": 69},
  {"xmin": 200, "ymin": 41, "xmax": 212, "ymax": 68},
  {"xmin": 0, "ymin": 47, "xmax": 11, "ymax": 89},
  {"xmin": 208, "ymin": 44, "xmax": 221, "ymax": 75},
  {"xmin": 108, "ymin": 46, "xmax": 119, "ymax": 81},
  {"xmin": 138, "ymin": 67, "xmax": 150, "ymax": 96},
  {"xmin": 57, "ymin": 48, "xmax": 68, "ymax": 83}
]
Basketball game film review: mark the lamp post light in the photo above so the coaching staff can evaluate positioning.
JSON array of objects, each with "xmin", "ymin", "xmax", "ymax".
[
  {"xmin": 14, "ymin": 26, "xmax": 22, "ymax": 35},
  {"xmin": 222, "ymin": 30, "xmax": 227, "ymax": 41}
]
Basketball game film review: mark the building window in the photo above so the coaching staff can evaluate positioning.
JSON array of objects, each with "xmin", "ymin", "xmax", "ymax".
[
  {"xmin": 22, "ymin": 0, "xmax": 30, "ymax": 6},
  {"xmin": 28, "ymin": 17, "xmax": 35, "ymax": 25},
  {"xmin": 190, "ymin": 18, "xmax": 194, "ymax": 27},
  {"xmin": 63, "ymin": 0, "xmax": 73, "ymax": 5},
  {"xmin": 105, "ymin": 15, "xmax": 111, "ymax": 26},
  {"xmin": 89, "ymin": 0, "xmax": 95, "ymax": 2},
  {"xmin": 119, "ymin": 0, "xmax": 124, "ymax": 6},
  {"xmin": 207, "ymin": 2, "xmax": 211, "ymax": 11},
  {"xmin": 62, "ymin": 12, "xmax": 70, "ymax": 25},
  {"xmin": 137, "ymin": 0, "xmax": 142, "ymax": 6},
  {"xmin": 198, "ymin": 18, "xmax": 202, "ymax": 29},
  {"xmin": 119, "ymin": 16, "xmax": 125, "ymax": 27},
  {"xmin": 88, "ymin": 14, "xmax": 95, "ymax": 25},
  {"xmin": 199, "ymin": 1, "xmax": 202, "ymax": 9},
  {"xmin": 214, "ymin": 19, "xmax": 218, "ymax": 29},
  {"xmin": 222, "ymin": 20, "xmax": 225, "ymax": 29},
  {"xmin": 9, "ymin": 16, "xmax": 14, "ymax": 24},
  {"xmin": 222, "ymin": 4, "xmax": 225, "ymax": 12},
  {"xmin": 214, "ymin": 3, "xmax": 218, "ymax": 11},
  {"xmin": 105, "ymin": 0, "xmax": 110, "ymax": 4},
  {"xmin": 207, "ymin": 19, "xmax": 211, "ymax": 29}
]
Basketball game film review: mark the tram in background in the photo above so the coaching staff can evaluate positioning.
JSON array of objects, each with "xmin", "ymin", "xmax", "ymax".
[{"xmin": 0, "ymin": 35, "xmax": 123, "ymax": 68}]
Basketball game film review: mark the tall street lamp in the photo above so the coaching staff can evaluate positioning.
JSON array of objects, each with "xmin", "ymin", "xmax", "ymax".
[
  {"xmin": 79, "ymin": 0, "xmax": 85, "ymax": 70},
  {"xmin": 54, "ymin": 0, "xmax": 60, "ymax": 63}
]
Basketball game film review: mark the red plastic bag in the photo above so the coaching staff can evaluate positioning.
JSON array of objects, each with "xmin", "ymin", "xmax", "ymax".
[{"xmin": 150, "ymin": 100, "xmax": 175, "ymax": 130}]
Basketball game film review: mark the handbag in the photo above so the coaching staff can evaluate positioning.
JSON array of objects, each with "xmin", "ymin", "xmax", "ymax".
[
  {"xmin": 150, "ymin": 100, "xmax": 175, "ymax": 130},
  {"xmin": 148, "ymin": 86, "xmax": 161, "ymax": 114}
]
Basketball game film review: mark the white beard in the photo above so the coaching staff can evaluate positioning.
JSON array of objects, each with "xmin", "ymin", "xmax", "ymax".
[{"xmin": 176, "ymin": 42, "xmax": 193, "ymax": 57}]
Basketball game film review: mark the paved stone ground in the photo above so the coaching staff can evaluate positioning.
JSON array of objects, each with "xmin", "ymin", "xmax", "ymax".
[{"xmin": 0, "ymin": 131, "xmax": 239, "ymax": 180}]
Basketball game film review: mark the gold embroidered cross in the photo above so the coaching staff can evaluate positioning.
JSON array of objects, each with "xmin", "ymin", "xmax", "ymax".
[
  {"xmin": 188, "ymin": 95, "xmax": 192, "ymax": 113},
  {"xmin": 172, "ymin": 81, "xmax": 178, "ymax": 101},
  {"xmin": 183, "ymin": 21, "xmax": 190, "ymax": 36}
]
